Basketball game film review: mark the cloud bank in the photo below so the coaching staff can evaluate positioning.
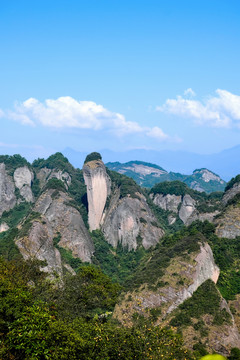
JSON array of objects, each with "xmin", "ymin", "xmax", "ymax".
[
  {"xmin": 157, "ymin": 89, "xmax": 240, "ymax": 128},
  {"xmin": 3, "ymin": 96, "xmax": 168, "ymax": 141}
]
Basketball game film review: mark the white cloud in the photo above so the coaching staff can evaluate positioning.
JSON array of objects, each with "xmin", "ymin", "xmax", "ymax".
[
  {"xmin": 184, "ymin": 88, "xmax": 196, "ymax": 97},
  {"xmin": 157, "ymin": 89, "xmax": 240, "ymax": 128},
  {"xmin": 146, "ymin": 126, "xmax": 168, "ymax": 140},
  {"xmin": 2, "ymin": 96, "xmax": 170, "ymax": 141}
]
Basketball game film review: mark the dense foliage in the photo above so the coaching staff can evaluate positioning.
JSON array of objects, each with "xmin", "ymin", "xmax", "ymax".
[
  {"xmin": 0, "ymin": 202, "xmax": 32, "ymax": 228},
  {"xmin": 84, "ymin": 152, "xmax": 102, "ymax": 163},
  {"xmin": 0, "ymin": 154, "xmax": 31, "ymax": 175},
  {"xmin": 170, "ymin": 279, "xmax": 231, "ymax": 328},
  {"xmin": 0, "ymin": 153, "xmax": 239, "ymax": 358},
  {"xmin": 187, "ymin": 220, "xmax": 240, "ymax": 301},
  {"xmin": 126, "ymin": 226, "xmax": 203, "ymax": 290},
  {"xmin": 0, "ymin": 228, "xmax": 20, "ymax": 261},
  {"xmin": 0, "ymin": 257, "xmax": 195, "ymax": 360},
  {"xmin": 225, "ymin": 174, "xmax": 240, "ymax": 192},
  {"xmin": 32, "ymin": 152, "xmax": 74, "ymax": 173},
  {"xmin": 107, "ymin": 168, "xmax": 142, "ymax": 199},
  {"xmin": 92, "ymin": 230, "xmax": 146, "ymax": 284},
  {"xmin": 151, "ymin": 180, "xmax": 194, "ymax": 196}
]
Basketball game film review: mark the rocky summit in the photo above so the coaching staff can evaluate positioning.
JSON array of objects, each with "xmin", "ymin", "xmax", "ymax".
[
  {"xmin": 106, "ymin": 161, "xmax": 226, "ymax": 193},
  {"xmin": 1, "ymin": 152, "xmax": 240, "ymax": 358}
]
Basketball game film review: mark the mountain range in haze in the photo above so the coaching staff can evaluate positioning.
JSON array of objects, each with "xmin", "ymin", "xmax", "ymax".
[{"xmin": 63, "ymin": 145, "xmax": 240, "ymax": 182}]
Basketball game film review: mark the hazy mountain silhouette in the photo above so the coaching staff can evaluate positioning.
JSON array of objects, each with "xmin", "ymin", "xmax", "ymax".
[{"xmin": 63, "ymin": 145, "xmax": 240, "ymax": 181}]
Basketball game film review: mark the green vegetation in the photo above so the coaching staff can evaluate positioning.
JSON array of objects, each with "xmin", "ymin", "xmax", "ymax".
[
  {"xmin": 33, "ymin": 153, "xmax": 89, "ymax": 227},
  {"xmin": 0, "ymin": 257, "xmax": 196, "ymax": 360},
  {"xmin": 0, "ymin": 154, "xmax": 30, "ymax": 175},
  {"xmin": 56, "ymin": 264, "xmax": 121, "ymax": 320},
  {"xmin": 146, "ymin": 192, "xmax": 183, "ymax": 233},
  {"xmin": 0, "ymin": 228, "xmax": 20, "ymax": 261},
  {"xmin": 225, "ymin": 174, "xmax": 240, "ymax": 192},
  {"xmin": 126, "ymin": 227, "xmax": 203, "ymax": 290},
  {"xmin": 84, "ymin": 152, "xmax": 102, "ymax": 163},
  {"xmin": 53, "ymin": 233, "xmax": 82, "ymax": 272},
  {"xmin": 92, "ymin": 230, "xmax": 146, "ymax": 284},
  {"xmin": 151, "ymin": 180, "xmax": 193, "ymax": 196},
  {"xmin": 106, "ymin": 162, "xmax": 226, "ymax": 193},
  {"xmin": 44, "ymin": 177, "xmax": 67, "ymax": 192},
  {"xmin": 187, "ymin": 220, "xmax": 240, "ymax": 301},
  {"xmin": 1, "ymin": 202, "xmax": 32, "ymax": 228},
  {"xmin": 170, "ymin": 279, "xmax": 231, "ymax": 328},
  {"xmin": 150, "ymin": 181, "xmax": 223, "ymax": 217},
  {"xmin": 31, "ymin": 176, "xmax": 41, "ymax": 197},
  {"xmin": 32, "ymin": 152, "xmax": 74, "ymax": 173},
  {"xmin": 67, "ymin": 169, "xmax": 89, "ymax": 228},
  {"xmin": 18, "ymin": 211, "xmax": 41, "ymax": 238},
  {"xmin": 107, "ymin": 168, "xmax": 142, "ymax": 199}
]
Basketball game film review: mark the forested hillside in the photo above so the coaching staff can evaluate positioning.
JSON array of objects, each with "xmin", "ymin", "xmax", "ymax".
[{"xmin": 0, "ymin": 152, "xmax": 240, "ymax": 359}]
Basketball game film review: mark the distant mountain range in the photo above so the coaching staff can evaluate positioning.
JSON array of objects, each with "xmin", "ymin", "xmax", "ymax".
[
  {"xmin": 63, "ymin": 145, "xmax": 240, "ymax": 181},
  {"xmin": 105, "ymin": 161, "xmax": 226, "ymax": 193}
]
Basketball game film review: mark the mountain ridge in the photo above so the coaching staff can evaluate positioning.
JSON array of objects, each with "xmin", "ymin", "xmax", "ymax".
[
  {"xmin": 106, "ymin": 160, "xmax": 226, "ymax": 193},
  {"xmin": 1, "ymin": 151, "xmax": 240, "ymax": 357},
  {"xmin": 63, "ymin": 145, "xmax": 240, "ymax": 181}
]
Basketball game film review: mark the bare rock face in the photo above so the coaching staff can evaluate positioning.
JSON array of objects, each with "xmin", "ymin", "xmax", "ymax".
[
  {"xmin": 215, "ymin": 206, "xmax": 240, "ymax": 239},
  {"xmin": 0, "ymin": 222, "xmax": 9, "ymax": 232},
  {"xmin": 181, "ymin": 296, "xmax": 240, "ymax": 357},
  {"xmin": 37, "ymin": 167, "xmax": 71, "ymax": 189},
  {"xmin": 14, "ymin": 166, "xmax": 34, "ymax": 202},
  {"xmin": 223, "ymin": 182, "xmax": 240, "ymax": 205},
  {"xmin": 37, "ymin": 167, "xmax": 52, "ymax": 187},
  {"xmin": 114, "ymin": 242, "xmax": 219, "ymax": 324},
  {"xmin": 153, "ymin": 193, "xmax": 181, "ymax": 213},
  {"xmin": 83, "ymin": 160, "xmax": 111, "ymax": 231},
  {"xmin": 16, "ymin": 188, "xmax": 94, "ymax": 275},
  {"xmin": 0, "ymin": 163, "xmax": 16, "ymax": 216},
  {"xmin": 195, "ymin": 169, "xmax": 225, "ymax": 184},
  {"xmin": 34, "ymin": 189, "xmax": 94, "ymax": 262},
  {"xmin": 164, "ymin": 243, "xmax": 220, "ymax": 315},
  {"xmin": 16, "ymin": 218, "xmax": 63, "ymax": 275},
  {"xmin": 179, "ymin": 194, "xmax": 196, "ymax": 223},
  {"xmin": 48, "ymin": 170, "xmax": 72, "ymax": 188},
  {"xmin": 185, "ymin": 210, "xmax": 220, "ymax": 226},
  {"xmin": 103, "ymin": 193, "xmax": 164, "ymax": 250}
]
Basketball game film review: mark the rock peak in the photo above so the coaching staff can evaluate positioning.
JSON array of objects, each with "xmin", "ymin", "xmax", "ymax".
[{"xmin": 83, "ymin": 158, "xmax": 111, "ymax": 231}]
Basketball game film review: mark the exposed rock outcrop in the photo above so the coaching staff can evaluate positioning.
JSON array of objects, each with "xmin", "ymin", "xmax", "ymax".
[
  {"xmin": 223, "ymin": 182, "xmax": 240, "ymax": 205},
  {"xmin": 34, "ymin": 189, "xmax": 94, "ymax": 262},
  {"xmin": 215, "ymin": 206, "xmax": 240, "ymax": 239},
  {"xmin": 37, "ymin": 167, "xmax": 71, "ymax": 189},
  {"xmin": 179, "ymin": 194, "xmax": 196, "ymax": 223},
  {"xmin": 106, "ymin": 162, "xmax": 226, "ymax": 193},
  {"xmin": 103, "ymin": 192, "xmax": 164, "ymax": 250},
  {"xmin": 0, "ymin": 163, "xmax": 16, "ymax": 215},
  {"xmin": 185, "ymin": 210, "xmax": 220, "ymax": 226},
  {"xmin": 114, "ymin": 242, "xmax": 219, "ymax": 324},
  {"xmin": 16, "ymin": 218, "xmax": 63, "ymax": 275},
  {"xmin": 151, "ymin": 192, "xmax": 201, "ymax": 225},
  {"xmin": 16, "ymin": 188, "xmax": 94, "ymax": 274},
  {"xmin": 181, "ymin": 296, "xmax": 240, "ymax": 357},
  {"xmin": 194, "ymin": 168, "xmax": 225, "ymax": 184},
  {"xmin": 83, "ymin": 159, "xmax": 111, "ymax": 231},
  {"xmin": 0, "ymin": 222, "xmax": 9, "ymax": 232},
  {"xmin": 152, "ymin": 193, "xmax": 181, "ymax": 213},
  {"xmin": 14, "ymin": 166, "xmax": 34, "ymax": 202}
]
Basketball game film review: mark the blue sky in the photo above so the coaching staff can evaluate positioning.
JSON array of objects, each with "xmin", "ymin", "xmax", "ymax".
[{"xmin": 1, "ymin": 0, "xmax": 240, "ymax": 161}]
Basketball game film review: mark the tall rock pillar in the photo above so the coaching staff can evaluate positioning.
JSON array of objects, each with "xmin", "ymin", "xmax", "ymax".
[{"xmin": 83, "ymin": 155, "xmax": 111, "ymax": 231}]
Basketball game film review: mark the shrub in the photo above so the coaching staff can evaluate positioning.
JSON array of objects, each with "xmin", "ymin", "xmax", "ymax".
[{"xmin": 84, "ymin": 152, "xmax": 102, "ymax": 163}]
